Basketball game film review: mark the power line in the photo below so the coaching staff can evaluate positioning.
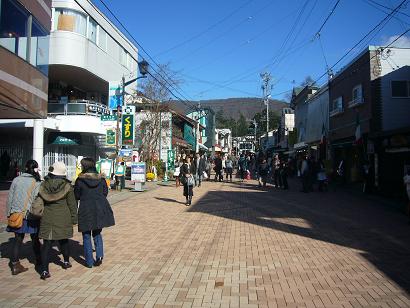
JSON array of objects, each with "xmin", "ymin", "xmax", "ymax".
[
  {"xmin": 315, "ymin": 0, "xmax": 341, "ymax": 36},
  {"xmin": 95, "ymin": 0, "xmax": 197, "ymax": 107},
  {"xmin": 154, "ymin": 0, "xmax": 256, "ymax": 57},
  {"xmin": 313, "ymin": 0, "xmax": 408, "ymax": 85},
  {"xmin": 365, "ymin": 0, "xmax": 410, "ymax": 18}
]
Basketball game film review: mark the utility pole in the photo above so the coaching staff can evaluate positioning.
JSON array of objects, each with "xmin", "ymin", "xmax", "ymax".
[
  {"xmin": 260, "ymin": 72, "xmax": 272, "ymax": 135},
  {"xmin": 252, "ymin": 119, "xmax": 258, "ymax": 152}
]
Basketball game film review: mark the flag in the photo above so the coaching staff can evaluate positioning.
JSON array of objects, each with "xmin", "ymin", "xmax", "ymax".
[
  {"xmin": 354, "ymin": 113, "xmax": 363, "ymax": 145},
  {"xmin": 320, "ymin": 123, "xmax": 326, "ymax": 144}
]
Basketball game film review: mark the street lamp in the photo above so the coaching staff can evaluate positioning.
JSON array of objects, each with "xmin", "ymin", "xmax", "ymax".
[{"xmin": 115, "ymin": 60, "xmax": 149, "ymax": 156}]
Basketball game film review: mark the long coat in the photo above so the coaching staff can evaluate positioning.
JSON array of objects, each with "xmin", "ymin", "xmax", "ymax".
[
  {"xmin": 38, "ymin": 177, "xmax": 78, "ymax": 240},
  {"xmin": 74, "ymin": 172, "xmax": 115, "ymax": 233}
]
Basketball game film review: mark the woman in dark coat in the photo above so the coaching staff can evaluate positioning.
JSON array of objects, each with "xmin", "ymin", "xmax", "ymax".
[
  {"xmin": 180, "ymin": 158, "xmax": 194, "ymax": 205},
  {"xmin": 38, "ymin": 161, "xmax": 78, "ymax": 280},
  {"xmin": 74, "ymin": 157, "xmax": 115, "ymax": 268}
]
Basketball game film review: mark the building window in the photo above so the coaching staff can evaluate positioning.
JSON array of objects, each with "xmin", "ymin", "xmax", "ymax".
[
  {"xmin": 349, "ymin": 84, "xmax": 363, "ymax": 107},
  {"xmin": 30, "ymin": 19, "xmax": 49, "ymax": 75},
  {"xmin": 88, "ymin": 17, "xmax": 97, "ymax": 43},
  {"xmin": 352, "ymin": 84, "xmax": 362, "ymax": 102},
  {"xmin": 54, "ymin": 8, "xmax": 87, "ymax": 36},
  {"xmin": 0, "ymin": 0, "xmax": 29, "ymax": 60},
  {"xmin": 391, "ymin": 80, "xmax": 409, "ymax": 98},
  {"xmin": 98, "ymin": 26, "xmax": 107, "ymax": 51},
  {"xmin": 330, "ymin": 96, "xmax": 343, "ymax": 115}
]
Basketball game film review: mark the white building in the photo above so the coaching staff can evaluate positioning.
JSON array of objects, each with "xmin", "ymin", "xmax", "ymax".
[
  {"xmin": 0, "ymin": 0, "xmax": 139, "ymax": 180},
  {"xmin": 278, "ymin": 108, "xmax": 294, "ymax": 149}
]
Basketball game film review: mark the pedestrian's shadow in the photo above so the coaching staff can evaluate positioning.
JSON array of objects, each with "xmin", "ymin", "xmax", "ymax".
[
  {"xmin": 0, "ymin": 236, "xmax": 89, "ymax": 272},
  {"xmin": 155, "ymin": 197, "xmax": 186, "ymax": 205}
]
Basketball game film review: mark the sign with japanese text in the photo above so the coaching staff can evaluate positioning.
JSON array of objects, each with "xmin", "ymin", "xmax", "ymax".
[
  {"xmin": 122, "ymin": 114, "xmax": 134, "ymax": 145},
  {"xmin": 167, "ymin": 150, "xmax": 175, "ymax": 170},
  {"xmin": 101, "ymin": 114, "xmax": 117, "ymax": 121},
  {"xmin": 106, "ymin": 129, "xmax": 116, "ymax": 146}
]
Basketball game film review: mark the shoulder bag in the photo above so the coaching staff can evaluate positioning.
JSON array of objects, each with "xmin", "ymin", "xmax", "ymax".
[
  {"xmin": 29, "ymin": 195, "xmax": 44, "ymax": 219},
  {"xmin": 8, "ymin": 180, "xmax": 36, "ymax": 228}
]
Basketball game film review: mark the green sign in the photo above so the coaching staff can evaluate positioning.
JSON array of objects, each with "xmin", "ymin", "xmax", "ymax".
[
  {"xmin": 122, "ymin": 114, "xmax": 134, "ymax": 145},
  {"xmin": 167, "ymin": 149, "xmax": 175, "ymax": 170},
  {"xmin": 106, "ymin": 129, "xmax": 116, "ymax": 146},
  {"xmin": 101, "ymin": 114, "xmax": 117, "ymax": 121}
]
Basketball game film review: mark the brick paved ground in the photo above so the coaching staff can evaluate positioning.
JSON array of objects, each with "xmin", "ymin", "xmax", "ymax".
[{"xmin": 0, "ymin": 178, "xmax": 409, "ymax": 307}]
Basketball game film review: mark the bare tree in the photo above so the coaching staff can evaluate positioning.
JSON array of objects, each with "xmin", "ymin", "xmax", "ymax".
[{"xmin": 130, "ymin": 63, "xmax": 182, "ymax": 166}]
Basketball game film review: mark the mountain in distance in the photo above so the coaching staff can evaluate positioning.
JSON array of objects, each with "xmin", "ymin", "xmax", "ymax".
[{"xmin": 169, "ymin": 97, "xmax": 289, "ymax": 120}]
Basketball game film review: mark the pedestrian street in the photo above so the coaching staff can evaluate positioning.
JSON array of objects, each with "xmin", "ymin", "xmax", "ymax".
[{"xmin": 0, "ymin": 179, "xmax": 409, "ymax": 307}]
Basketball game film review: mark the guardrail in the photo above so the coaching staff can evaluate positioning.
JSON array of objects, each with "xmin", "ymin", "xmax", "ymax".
[{"xmin": 48, "ymin": 100, "xmax": 111, "ymax": 117}]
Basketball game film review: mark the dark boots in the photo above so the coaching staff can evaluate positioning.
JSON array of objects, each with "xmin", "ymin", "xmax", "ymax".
[{"xmin": 10, "ymin": 261, "xmax": 28, "ymax": 275}]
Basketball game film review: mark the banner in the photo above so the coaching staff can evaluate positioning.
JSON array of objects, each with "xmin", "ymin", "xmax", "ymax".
[
  {"xmin": 108, "ymin": 81, "xmax": 122, "ymax": 110},
  {"xmin": 122, "ymin": 114, "xmax": 134, "ymax": 145},
  {"xmin": 131, "ymin": 162, "xmax": 146, "ymax": 183}
]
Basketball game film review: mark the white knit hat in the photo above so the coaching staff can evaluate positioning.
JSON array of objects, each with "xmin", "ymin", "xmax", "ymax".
[{"xmin": 50, "ymin": 161, "xmax": 67, "ymax": 176}]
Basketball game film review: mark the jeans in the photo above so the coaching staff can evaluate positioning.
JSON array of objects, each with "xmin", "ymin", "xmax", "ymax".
[
  {"xmin": 195, "ymin": 173, "xmax": 202, "ymax": 186},
  {"xmin": 82, "ymin": 229, "xmax": 103, "ymax": 267}
]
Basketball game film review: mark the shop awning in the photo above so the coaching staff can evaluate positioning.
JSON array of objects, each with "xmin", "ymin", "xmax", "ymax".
[
  {"xmin": 293, "ymin": 142, "xmax": 307, "ymax": 150},
  {"xmin": 48, "ymin": 132, "xmax": 81, "ymax": 145},
  {"xmin": 172, "ymin": 137, "xmax": 190, "ymax": 148}
]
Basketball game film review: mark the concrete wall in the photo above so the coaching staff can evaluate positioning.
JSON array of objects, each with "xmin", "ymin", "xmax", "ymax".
[
  {"xmin": 305, "ymin": 87, "xmax": 329, "ymax": 143},
  {"xmin": 379, "ymin": 48, "xmax": 410, "ymax": 132}
]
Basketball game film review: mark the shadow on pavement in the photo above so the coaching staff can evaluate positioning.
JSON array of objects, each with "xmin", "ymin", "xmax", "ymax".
[
  {"xmin": 0, "ymin": 237, "xmax": 88, "ymax": 271},
  {"xmin": 155, "ymin": 197, "xmax": 186, "ymax": 205},
  {"xmin": 187, "ymin": 179, "xmax": 410, "ymax": 295}
]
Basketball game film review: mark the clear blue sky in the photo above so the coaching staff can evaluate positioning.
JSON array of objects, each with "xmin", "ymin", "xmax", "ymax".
[{"xmin": 95, "ymin": 0, "xmax": 410, "ymax": 102}]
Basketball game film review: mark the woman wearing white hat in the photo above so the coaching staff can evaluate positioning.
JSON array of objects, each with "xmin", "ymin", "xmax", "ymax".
[{"xmin": 37, "ymin": 161, "xmax": 78, "ymax": 280}]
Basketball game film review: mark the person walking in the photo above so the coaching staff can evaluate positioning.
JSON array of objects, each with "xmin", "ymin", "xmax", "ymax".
[
  {"xmin": 258, "ymin": 159, "xmax": 269, "ymax": 187},
  {"xmin": 197, "ymin": 153, "xmax": 207, "ymax": 187},
  {"xmin": 114, "ymin": 162, "xmax": 126, "ymax": 191},
  {"xmin": 37, "ymin": 161, "xmax": 77, "ymax": 280},
  {"xmin": 180, "ymin": 158, "xmax": 194, "ymax": 205},
  {"xmin": 74, "ymin": 157, "xmax": 115, "ymax": 268},
  {"xmin": 225, "ymin": 156, "xmax": 233, "ymax": 182},
  {"xmin": 205, "ymin": 157, "xmax": 212, "ymax": 181},
  {"xmin": 317, "ymin": 159, "xmax": 327, "ymax": 192},
  {"xmin": 300, "ymin": 155, "xmax": 309, "ymax": 193},
  {"xmin": 273, "ymin": 155, "xmax": 282, "ymax": 188},
  {"xmin": 280, "ymin": 160, "xmax": 289, "ymax": 190},
  {"xmin": 238, "ymin": 154, "xmax": 247, "ymax": 182},
  {"xmin": 6, "ymin": 160, "xmax": 42, "ymax": 275},
  {"xmin": 174, "ymin": 156, "xmax": 182, "ymax": 188},
  {"xmin": 214, "ymin": 154, "xmax": 223, "ymax": 182}
]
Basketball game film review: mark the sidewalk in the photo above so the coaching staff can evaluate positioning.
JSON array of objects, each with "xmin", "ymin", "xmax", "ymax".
[
  {"xmin": 0, "ymin": 180, "xmax": 163, "ymax": 232},
  {"xmin": 0, "ymin": 178, "xmax": 409, "ymax": 307}
]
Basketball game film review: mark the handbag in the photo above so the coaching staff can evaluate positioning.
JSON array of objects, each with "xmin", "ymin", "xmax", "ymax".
[
  {"xmin": 173, "ymin": 167, "xmax": 180, "ymax": 177},
  {"xmin": 8, "ymin": 180, "xmax": 36, "ymax": 228},
  {"xmin": 29, "ymin": 196, "xmax": 44, "ymax": 218},
  {"xmin": 202, "ymin": 171, "xmax": 208, "ymax": 180},
  {"xmin": 179, "ymin": 174, "xmax": 187, "ymax": 185}
]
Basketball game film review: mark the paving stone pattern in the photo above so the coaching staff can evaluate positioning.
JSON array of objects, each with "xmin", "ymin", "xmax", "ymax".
[{"xmin": 0, "ymin": 179, "xmax": 409, "ymax": 307}]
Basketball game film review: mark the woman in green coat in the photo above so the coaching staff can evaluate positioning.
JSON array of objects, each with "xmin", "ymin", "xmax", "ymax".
[{"xmin": 38, "ymin": 162, "xmax": 78, "ymax": 280}]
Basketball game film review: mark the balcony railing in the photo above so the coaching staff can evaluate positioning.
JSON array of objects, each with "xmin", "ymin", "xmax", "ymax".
[
  {"xmin": 347, "ymin": 97, "xmax": 365, "ymax": 108},
  {"xmin": 48, "ymin": 100, "xmax": 111, "ymax": 117}
]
